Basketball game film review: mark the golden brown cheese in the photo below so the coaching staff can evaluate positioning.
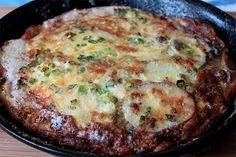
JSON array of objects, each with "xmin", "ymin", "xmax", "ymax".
[{"xmin": 0, "ymin": 6, "xmax": 235, "ymax": 155}]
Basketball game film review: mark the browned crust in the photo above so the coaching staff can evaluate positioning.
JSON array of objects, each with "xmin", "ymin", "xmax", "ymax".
[{"xmin": 0, "ymin": 7, "xmax": 235, "ymax": 155}]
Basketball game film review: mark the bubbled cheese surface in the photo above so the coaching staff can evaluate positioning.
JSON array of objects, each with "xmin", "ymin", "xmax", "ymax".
[{"xmin": 21, "ymin": 7, "xmax": 206, "ymax": 131}]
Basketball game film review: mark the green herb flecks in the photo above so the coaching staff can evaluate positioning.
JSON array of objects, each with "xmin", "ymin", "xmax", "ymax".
[
  {"xmin": 65, "ymin": 32, "xmax": 77, "ymax": 41},
  {"xmin": 47, "ymin": 102, "xmax": 55, "ymax": 111},
  {"xmin": 69, "ymin": 99, "xmax": 79, "ymax": 110},
  {"xmin": 139, "ymin": 17, "xmax": 148, "ymax": 24},
  {"xmin": 78, "ymin": 85, "xmax": 89, "ymax": 94},
  {"xmin": 52, "ymin": 69, "xmax": 64, "ymax": 76},
  {"xmin": 139, "ymin": 106, "xmax": 152, "ymax": 124},
  {"xmin": 77, "ymin": 55, "xmax": 95, "ymax": 62},
  {"xmin": 41, "ymin": 66, "xmax": 51, "ymax": 77},
  {"xmin": 176, "ymin": 80, "xmax": 185, "ymax": 89},
  {"xmin": 83, "ymin": 35, "xmax": 92, "ymax": 40},
  {"xmin": 77, "ymin": 43, "xmax": 87, "ymax": 48},
  {"xmin": 68, "ymin": 60, "xmax": 77, "ymax": 65},
  {"xmin": 37, "ymin": 50, "xmax": 47, "ymax": 61},
  {"xmin": 130, "ymin": 36, "xmax": 145, "ymax": 44},
  {"xmin": 88, "ymin": 37, "xmax": 105, "ymax": 44},
  {"xmin": 19, "ymin": 66, "xmax": 29, "ymax": 73},
  {"xmin": 28, "ymin": 59, "xmax": 40, "ymax": 67},
  {"xmin": 28, "ymin": 78, "xmax": 38, "ymax": 85},
  {"xmin": 171, "ymin": 55, "xmax": 182, "ymax": 61},
  {"xmin": 77, "ymin": 67, "xmax": 86, "ymax": 73},
  {"xmin": 183, "ymin": 48, "xmax": 193, "ymax": 56},
  {"xmin": 48, "ymin": 63, "xmax": 56, "ymax": 69},
  {"xmin": 49, "ymin": 84, "xmax": 60, "ymax": 93},
  {"xmin": 115, "ymin": 8, "xmax": 138, "ymax": 18},
  {"xmin": 127, "ymin": 82, "xmax": 136, "ymax": 89},
  {"xmin": 67, "ymin": 84, "xmax": 77, "ymax": 90},
  {"xmin": 72, "ymin": 24, "xmax": 87, "ymax": 33},
  {"xmin": 165, "ymin": 114, "xmax": 176, "ymax": 122}
]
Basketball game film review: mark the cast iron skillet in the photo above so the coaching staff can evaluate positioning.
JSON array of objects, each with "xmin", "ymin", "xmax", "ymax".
[{"xmin": 0, "ymin": 0, "xmax": 236, "ymax": 156}]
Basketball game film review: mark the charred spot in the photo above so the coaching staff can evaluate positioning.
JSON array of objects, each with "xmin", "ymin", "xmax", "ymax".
[
  {"xmin": 209, "ymin": 41, "xmax": 224, "ymax": 56},
  {"xmin": 214, "ymin": 69, "xmax": 229, "ymax": 82},
  {"xmin": 156, "ymin": 36, "xmax": 168, "ymax": 43},
  {"xmin": 155, "ymin": 135, "xmax": 165, "ymax": 142},
  {"xmin": 158, "ymin": 15, "xmax": 167, "ymax": 21},
  {"xmin": 130, "ymin": 103, "xmax": 140, "ymax": 112},
  {"xmin": 131, "ymin": 92, "xmax": 144, "ymax": 99},
  {"xmin": 139, "ymin": 115, "xmax": 146, "ymax": 124},
  {"xmin": 173, "ymin": 40, "xmax": 186, "ymax": 51},
  {"xmin": 147, "ymin": 118, "xmax": 156, "ymax": 128},
  {"xmin": 0, "ymin": 76, "xmax": 6, "ymax": 85},
  {"xmin": 17, "ymin": 77, "xmax": 27, "ymax": 86}
]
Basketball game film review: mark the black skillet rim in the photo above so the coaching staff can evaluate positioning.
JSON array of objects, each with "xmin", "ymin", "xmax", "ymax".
[{"xmin": 0, "ymin": 0, "xmax": 236, "ymax": 156}]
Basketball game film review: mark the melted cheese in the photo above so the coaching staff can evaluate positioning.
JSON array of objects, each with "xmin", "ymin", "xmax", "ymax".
[
  {"xmin": 122, "ymin": 83, "xmax": 195, "ymax": 131},
  {"xmin": 10, "ymin": 7, "xmax": 207, "ymax": 131}
]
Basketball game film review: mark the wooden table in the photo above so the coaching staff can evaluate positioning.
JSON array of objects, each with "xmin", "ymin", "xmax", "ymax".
[{"xmin": 0, "ymin": 7, "xmax": 236, "ymax": 157}]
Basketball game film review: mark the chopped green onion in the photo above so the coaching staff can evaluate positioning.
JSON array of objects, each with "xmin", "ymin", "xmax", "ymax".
[
  {"xmin": 77, "ymin": 43, "xmax": 87, "ymax": 47},
  {"xmin": 111, "ymin": 96, "xmax": 119, "ymax": 104},
  {"xmin": 72, "ymin": 24, "xmax": 87, "ymax": 32},
  {"xmin": 71, "ymin": 99, "xmax": 78, "ymax": 104},
  {"xmin": 115, "ymin": 9, "xmax": 128, "ymax": 17},
  {"xmin": 65, "ymin": 32, "xmax": 76, "ymax": 41},
  {"xmin": 139, "ymin": 17, "xmax": 148, "ymax": 24},
  {"xmin": 29, "ymin": 60, "xmax": 40, "ymax": 67},
  {"xmin": 41, "ymin": 67, "xmax": 51, "ymax": 77},
  {"xmin": 97, "ymin": 88, "xmax": 107, "ymax": 95},
  {"xmin": 44, "ymin": 70, "xmax": 51, "ymax": 77},
  {"xmin": 67, "ymin": 84, "xmax": 77, "ymax": 90},
  {"xmin": 99, "ymin": 19, "xmax": 107, "ymax": 24},
  {"xmin": 41, "ymin": 67, "xmax": 49, "ymax": 72},
  {"xmin": 145, "ymin": 106, "xmax": 152, "ymax": 115},
  {"xmin": 165, "ymin": 114, "xmax": 176, "ymax": 122},
  {"xmin": 174, "ymin": 40, "xmax": 185, "ymax": 51},
  {"xmin": 77, "ymin": 55, "xmax": 94, "ymax": 62},
  {"xmin": 68, "ymin": 60, "xmax": 77, "ymax": 65},
  {"xmin": 28, "ymin": 78, "xmax": 37, "ymax": 84},
  {"xmin": 105, "ymin": 82, "xmax": 115, "ymax": 89},
  {"xmin": 115, "ymin": 8, "xmax": 137, "ymax": 18},
  {"xmin": 87, "ymin": 37, "xmax": 105, "ymax": 44},
  {"xmin": 171, "ymin": 55, "xmax": 182, "ymax": 61},
  {"xmin": 176, "ymin": 80, "xmax": 185, "ymax": 88},
  {"xmin": 37, "ymin": 51, "xmax": 46, "ymax": 61},
  {"xmin": 139, "ymin": 115, "xmax": 146, "ymax": 124},
  {"xmin": 193, "ymin": 67, "xmax": 198, "ymax": 72},
  {"xmin": 83, "ymin": 35, "xmax": 92, "ymax": 40},
  {"xmin": 128, "ymin": 82, "xmax": 136, "ymax": 89},
  {"xmin": 118, "ymin": 78, "xmax": 123, "ymax": 84},
  {"xmin": 19, "ymin": 66, "xmax": 28, "ymax": 73},
  {"xmin": 69, "ymin": 99, "xmax": 79, "ymax": 110},
  {"xmin": 78, "ymin": 67, "xmax": 86, "ymax": 73},
  {"xmin": 49, "ymin": 84, "xmax": 60, "ymax": 93},
  {"xmin": 54, "ymin": 51, "xmax": 63, "ymax": 57},
  {"xmin": 113, "ymin": 110, "xmax": 121, "ymax": 121},
  {"xmin": 52, "ymin": 69, "xmax": 64, "ymax": 76},
  {"xmin": 130, "ymin": 36, "xmax": 145, "ymax": 44},
  {"xmin": 78, "ymin": 85, "xmax": 88, "ymax": 94},
  {"xmin": 183, "ymin": 48, "xmax": 193, "ymax": 55},
  {"xmin": 48, "ymin": 63, "xmax": 56, "ymax": 69},
  {"xmin": 47, "ymin": 103, "xmax": 55, "ymax": 110}
]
